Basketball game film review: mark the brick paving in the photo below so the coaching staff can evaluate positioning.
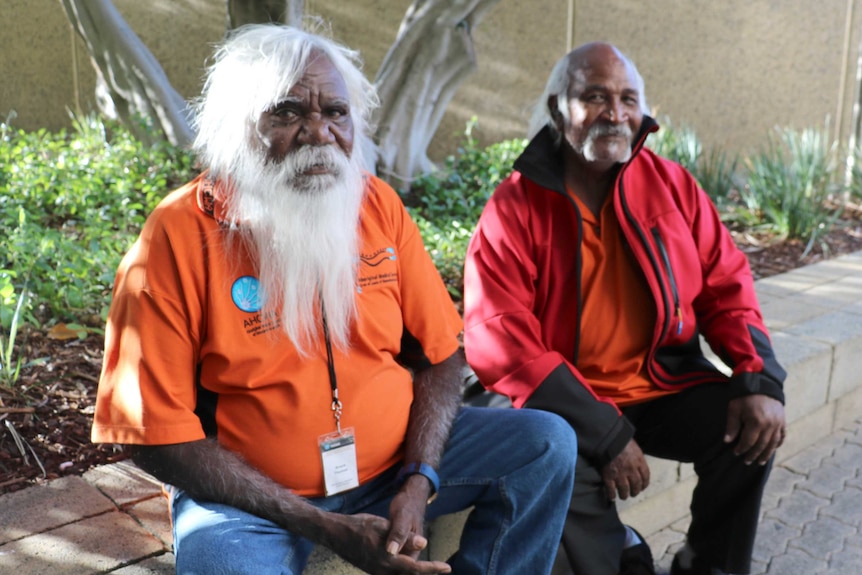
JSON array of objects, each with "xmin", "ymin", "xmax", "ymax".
[{"xmin": 648, "ymin": 417, "xmax": 862, "ymax": 575}]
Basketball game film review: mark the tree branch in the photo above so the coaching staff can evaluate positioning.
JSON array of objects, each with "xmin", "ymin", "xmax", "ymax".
[
  {"xmin": 373, "ymin": 0, "xmax": 502, "ymax": 190},
  {"xmin": 59, "ymin": 0, "xmax": 193, "ymax": 146}
]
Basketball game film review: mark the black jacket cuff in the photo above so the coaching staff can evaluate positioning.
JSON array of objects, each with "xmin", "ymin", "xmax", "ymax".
[
  {"xmin": 523, "ymin": 363, "xmax": 635, "ymax": 467},
  {"xmin": 727, "ymin": 372, "xmax": 785, "ymax": 404}
]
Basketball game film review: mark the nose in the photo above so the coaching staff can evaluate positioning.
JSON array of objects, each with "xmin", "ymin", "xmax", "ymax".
[
  {"xmin": 298, "ymin": 114, "xmax": 336, "ymax": 146},
  {"xmin": 605, "ymin": 100, "xmax": 625, "ymax": 123}
]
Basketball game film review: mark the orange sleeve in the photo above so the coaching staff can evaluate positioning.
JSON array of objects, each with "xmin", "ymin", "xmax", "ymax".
[
  {"xmin": 369, "ymin": 176, "xmax": 463, "ymax": 366},
  {"xmin": 92, "ymin": 187, "xmax": 208, "ymax": 445}
]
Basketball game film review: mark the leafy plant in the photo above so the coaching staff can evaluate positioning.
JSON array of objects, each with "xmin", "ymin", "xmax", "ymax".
[
  {"xmin": 647, "ymin": 116, "xmax": 739, "ymax": 210},
  {"xmin": 647, "ymin": 116, "xmax": 701, "ymax": 175},
  {"xmin": 407, "ymin": 119, "xmax": 527, "ymax": 300},
  {"xmin": 0, "ymin": 281, "xmax": 28, "ymax": 387},
  {"xmin": 846, "ymin": 147, "xmax": 862, "ymax": 205},
  {"xmin": 0, "ymin": 113, "xmax": 196, "ymax": 326},
  {"xmin": 697, "ymin": 147, "xmax": 740, "ymax": 212},
  {"xmin": 741, "ymin": 126, "xmax": 844, "ymax": 254}
]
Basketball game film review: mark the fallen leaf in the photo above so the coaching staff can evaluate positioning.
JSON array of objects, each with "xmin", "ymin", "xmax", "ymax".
[{"xmin": 47, "ymin": 324, "xmax": 82, "ymax": 341}]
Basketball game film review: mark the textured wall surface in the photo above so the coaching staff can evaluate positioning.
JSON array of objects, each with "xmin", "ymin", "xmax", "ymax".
[{"xmin": 3, "ymin": 0, "xmax": 860, "ymax": 161}]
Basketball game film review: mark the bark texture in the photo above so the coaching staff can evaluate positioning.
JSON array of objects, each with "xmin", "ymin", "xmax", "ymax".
[
  {"xmin": 373, "ymin": 0, "xmax": 502, "ymax": 190},
  {"xmin": 59, "ymin": 0, "xmax": 193, "ymax": 146}
]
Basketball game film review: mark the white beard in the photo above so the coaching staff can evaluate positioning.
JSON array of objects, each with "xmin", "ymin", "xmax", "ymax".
[{"xmin": 225, "ymin": 144, "xmax": 365, "ymax": 356}]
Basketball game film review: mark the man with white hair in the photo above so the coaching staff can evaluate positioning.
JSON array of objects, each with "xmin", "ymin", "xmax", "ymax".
[
  {"xmin": 463, "ymin": 42, "xmax": 787, "ymax": 575},
  {"xmin": 92, "ymin": 24, "xmax": 577, "ymax": 574}
]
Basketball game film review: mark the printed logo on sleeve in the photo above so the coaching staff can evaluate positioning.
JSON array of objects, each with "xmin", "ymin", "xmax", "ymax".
[{"xmin": 357, "ymin": 247, "xmax": 398, "ymax": 293}]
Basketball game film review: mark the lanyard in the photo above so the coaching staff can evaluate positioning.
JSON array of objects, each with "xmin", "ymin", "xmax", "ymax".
[{"xmin": 320, "ymin": 303, "xmax": 343, "ymax": 433}]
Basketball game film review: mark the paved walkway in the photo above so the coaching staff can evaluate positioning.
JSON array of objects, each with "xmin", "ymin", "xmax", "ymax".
[{"xmin": 648, "ymin": 416, "xmax": 862, "ymax": 574}]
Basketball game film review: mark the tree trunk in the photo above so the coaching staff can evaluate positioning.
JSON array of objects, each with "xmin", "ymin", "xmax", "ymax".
[
  {"xmin": 373, "ymin": 0, "xmax": 502, "ymax": 191},
  {"xmin": 59, "ymin": 0, "xmax": 193, "ymax": 147},
  {"xmin": 60, "ymin": 0, "xmax": 496, "ymax": 184},
  {"xmin": 226, "ymin": 0, "xmax": 305, "ymax": 29}
]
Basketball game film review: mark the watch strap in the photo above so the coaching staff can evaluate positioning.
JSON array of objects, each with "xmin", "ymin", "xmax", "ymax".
[{"xmin": 397, "ymin": 462, "xmax": 440, "ymax": 501}]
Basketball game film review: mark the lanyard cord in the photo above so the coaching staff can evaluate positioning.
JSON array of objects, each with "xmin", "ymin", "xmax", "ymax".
[{"xmin": 320, "ymin": 302, "xmax": 343, "ymax": 433}]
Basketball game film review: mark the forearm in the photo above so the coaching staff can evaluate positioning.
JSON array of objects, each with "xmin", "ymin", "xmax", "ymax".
[
  {"xmin": 524, "ymin": 363, "xmax": 633, "ymax": 467},
  {"xmin": 403, "ymin": 350, "xmax": 464, "ymax": 469},
  {"xmin": 383, "ymin": 350, "xmax": 464, "ymax": 546},
  {"xmin": 130, "ymin": 439, "xmax": 343, "ymax": 546}
]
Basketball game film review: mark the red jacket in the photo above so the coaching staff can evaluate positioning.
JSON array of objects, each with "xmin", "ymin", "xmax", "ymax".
[{"xmin": 463, "ymin": 117, "xmax": 786, "ymax": 466}]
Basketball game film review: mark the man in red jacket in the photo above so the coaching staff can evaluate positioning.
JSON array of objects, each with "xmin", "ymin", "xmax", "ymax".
[{"xmin": 463, "ymin": 42, "xmax": 787, "ymax": 575}]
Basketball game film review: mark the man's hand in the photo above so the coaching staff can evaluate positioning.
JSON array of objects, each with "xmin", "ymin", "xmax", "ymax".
[
  {"xmin": 601, "ymin": 438, "xmax": 650, "ymax": 500},
  {"xmin": 329, "ymin": 511, "xmax": 451, "ymax": 575},
  {"xmin": 385, "ymin": 475, "xmax": 434, "ymax": 559},
  {"xmin": 724, "ymin": 394, "xmax": 786, "ymax": 466}
]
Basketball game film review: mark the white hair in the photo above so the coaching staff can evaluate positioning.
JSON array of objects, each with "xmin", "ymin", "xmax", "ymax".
[
  {"xmin": 527, "ymin": 45, "xmax": 649, "ymax": 143},
  {"xmin": 192, "ymin": 23, "xmax": 379, "ymax": 178},
  {"xmin": 191, "ymin": 23, "xmax": 378, "ymax": 356}
]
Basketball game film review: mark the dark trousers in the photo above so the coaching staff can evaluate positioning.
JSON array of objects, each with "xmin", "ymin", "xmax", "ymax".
[{"xmin": 559, "ymin": 382, "xmax": 773, "ymax": 575}]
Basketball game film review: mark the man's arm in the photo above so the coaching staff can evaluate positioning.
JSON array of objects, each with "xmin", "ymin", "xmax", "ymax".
[
  {"xmin": 384, "ymin": 350, "xmax": 464, "ymax": 561},
  {"xmin": 131, "ymin": 440, "xmax": 451, "ymax": 574},
  {"xmin": 679, "ymin": 170, "xmax": 787, "ymax": 464}
]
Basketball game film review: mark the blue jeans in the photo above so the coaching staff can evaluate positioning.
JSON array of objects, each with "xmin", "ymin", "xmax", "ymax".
[{"xmin": 171, "ymin": 407, "xmax": 577, "ymax": 574}]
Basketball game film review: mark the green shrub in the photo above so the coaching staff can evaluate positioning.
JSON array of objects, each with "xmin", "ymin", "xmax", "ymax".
[
  {"xmin": 647, "ymin": 116, "xmax": 739, "ymax": 211},
  {"xmin": 646, "ymin": 116, "xmax": 701, "ymax": 175},
  {"xmin": 847, "ymin": 148, "xmax": 862, "ymax": 204},
  {"xmin": 408, "ymin": 120, "xmax": 527, "ymax": 300},
  {"xmin": 741, "ymin": 126, "xmax": 844, "ymax": 254},
  {"xmin": 0, "ymin": 114, "xmax": 196, "ymax": 327}
]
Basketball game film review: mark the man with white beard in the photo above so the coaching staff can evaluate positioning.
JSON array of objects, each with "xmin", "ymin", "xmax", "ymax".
[
  {"xmin": 91, "ymin": 24, "xmax": 577, "ymax": 575},
  {"xmin": 463, "ymin": 43, "xmax": 786, "ymax": 575}
]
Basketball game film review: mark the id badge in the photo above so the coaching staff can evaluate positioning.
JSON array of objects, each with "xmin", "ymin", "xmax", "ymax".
[{"xmin": 318, "ymin": 427, "xmax": 360, "ymax": 496}]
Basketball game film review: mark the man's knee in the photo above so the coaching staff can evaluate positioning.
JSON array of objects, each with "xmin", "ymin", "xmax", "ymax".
[
  {"xmin": 504, "ymin": 408, "xmax": 578, "ymax": 470},
  {"xmin": 173, "ymin": 494, "xmax": 306, "ymax": 574}
]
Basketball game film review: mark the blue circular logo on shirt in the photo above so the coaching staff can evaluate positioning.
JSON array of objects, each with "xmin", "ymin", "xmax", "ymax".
[{"xmin": 231, "ymin": 276, "xmax": 263, "ymax": 312}]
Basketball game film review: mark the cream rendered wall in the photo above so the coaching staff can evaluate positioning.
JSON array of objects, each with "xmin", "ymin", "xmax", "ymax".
[
  {"xmin": 570, "ymin": 0, "xmax": 862, "ymax": 155},
  {"xmin": 1, "ymin": 0, "xmax": 224, "ymax": 135},
  {"xmin": 2, "ymin": 0, "xmax": 859, "ymax": 163}
]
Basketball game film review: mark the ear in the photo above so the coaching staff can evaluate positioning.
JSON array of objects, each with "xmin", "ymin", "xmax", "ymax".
[{"xmin": 548, "ymin": 95, "xmax": 563, "ymax": 131}]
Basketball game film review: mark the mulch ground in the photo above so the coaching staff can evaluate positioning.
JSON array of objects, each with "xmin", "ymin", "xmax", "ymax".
[{"xmin": 2, "ymin": 216, "xmax": 862, "ymax": 495}]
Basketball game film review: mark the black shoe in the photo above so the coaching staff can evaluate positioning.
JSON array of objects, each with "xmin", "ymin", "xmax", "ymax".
[
  {"xmin": 619, "ymin": 531, "xmax": 655, "ymax": 575},
  {"xmin": 670, "ymin": 553, "xmax": 724, "ymax": 575}
]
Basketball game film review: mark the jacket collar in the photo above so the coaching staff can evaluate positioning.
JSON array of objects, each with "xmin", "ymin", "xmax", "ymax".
[{"xmin": 513, "ymin": 115, "xmax": 659, "ymax": 194}]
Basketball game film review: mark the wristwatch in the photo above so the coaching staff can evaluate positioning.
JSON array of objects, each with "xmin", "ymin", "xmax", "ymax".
[{"xmin": 397, "ymin": 462, "xmax": 440, "ymax": 504}]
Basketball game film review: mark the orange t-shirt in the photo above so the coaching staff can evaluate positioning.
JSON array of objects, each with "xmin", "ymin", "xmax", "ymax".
[
  {"xmin": 570, "ymin": 191, "xmax": 676, "ymax": 407},
  {"xmin": 92, "ymin": 173, "xmax": 463, "ymax": 496}
]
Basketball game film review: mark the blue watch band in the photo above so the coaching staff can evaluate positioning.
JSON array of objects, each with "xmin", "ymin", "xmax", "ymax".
[{"xmin": 397, "ymin": 462, "xmax": 440, "ymax": 498}]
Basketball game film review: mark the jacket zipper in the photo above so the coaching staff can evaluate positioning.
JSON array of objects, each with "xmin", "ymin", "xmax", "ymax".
[{"xmin": 651, "ymin": 228, "xmax": 683, "ymax": 335}]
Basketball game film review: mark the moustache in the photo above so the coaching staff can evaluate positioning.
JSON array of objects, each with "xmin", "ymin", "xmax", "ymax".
[
  {"xmin": 589, "ymin": 123, "xmax": 633, "ymax": 139},
  {"xmin": 284, "ymin": 145, "xmax": 349, "ymax": 178}
]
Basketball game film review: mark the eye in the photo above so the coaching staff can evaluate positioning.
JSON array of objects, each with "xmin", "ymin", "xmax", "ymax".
[
  {"xmin": 326, "ymin": 105, "xmax": 350, "ymax": 120},
  {"xmin": 270, "ymin": 103, "xmax": 300, "ymax": 121}
]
